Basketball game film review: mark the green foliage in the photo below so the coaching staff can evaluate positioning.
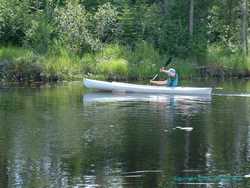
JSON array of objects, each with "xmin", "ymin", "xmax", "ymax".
[
  {"xmin": 24, "ymin": 13, "xmax": 54, "ymax": 54},
  {"xmin": 0, "ymin": 47, "xmax": 43, "ymax": 81},
  {"xmin": 94, "ymin": 2, "xmax": 118, "ymax": 42},
  {"xmin": 127, "ymin": 41, "xmax": 162, "ymax": 80},
  {"xmin": 174, "ymin": 58, "xmax": 198, "ymax": 79},
  {"xmin": 1, "ymin": 0, "xmax": 250, "ymax": 81},
  {"xmin": 55, "ymin": 2, "xmax": 119, "ymax": 53},
  {"xmin": 0, "ymin": 46, "xmax": 83, "ymax": 82},
  {"xmin": 96, "ymin": 43, "xmax": 126, "ymax": 60},
  {"xmin": 141, "ymin": 4, "xmax": 162, "ymax": 46},
  {"xmin": 207, "ymin": 0, "xmax": 240, "ymax": 49},
  {"xmin": 43, "ymin": 47, "xmax": 82, "ymax": 81},
  {"xmin": 205, "ymin": 45, "xmax": 250, "ymax": 76},
  {"xmin": 0, "ymin": 0, "xmax": 30, "ymax": 45},
  {"xmin": 97, "ymin": 58, "xmax": 128, "ymax": 80},
  {"xmin": 118, "ymin": 4, "xmax": 143, "ymax": 46},
  {"xmin": 0, "ymin": 47, "xmax": 34, "ymax": 61},
  {"xmin": 81, "ymin": 53, "xmax": 97, "ymax": 74},
  {"xmin": 95, "ymin": 44, "xmax": 128, "ymax": 79},
  {"xmin": 55, "ymin": 2, "xmax": 100, "ymax": 53}
]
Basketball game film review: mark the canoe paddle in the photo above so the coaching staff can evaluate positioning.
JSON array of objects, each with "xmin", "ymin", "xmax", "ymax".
[{"xmin": 151, "ymin": 57, "xmax": 173, "ymax": 81}]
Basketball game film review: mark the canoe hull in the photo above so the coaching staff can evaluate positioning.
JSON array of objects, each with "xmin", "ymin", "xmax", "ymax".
[{"xmin": 83, "ymin": 79, "xmax": 212, "ymax": 95}]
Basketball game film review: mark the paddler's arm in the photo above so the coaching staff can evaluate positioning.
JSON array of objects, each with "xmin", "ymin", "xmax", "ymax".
[
  {"xmin": 150, "ymin": 80, "xmax": 167, "ymax": 85},
  {"xmin": 160, "ymin": 67, "xmax": 175, "ymax": 77}
]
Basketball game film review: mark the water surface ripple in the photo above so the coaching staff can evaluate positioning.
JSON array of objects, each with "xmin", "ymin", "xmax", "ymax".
[{"xmin": 1, "ymin": 82, "xmax": 250, "ymax": 187}]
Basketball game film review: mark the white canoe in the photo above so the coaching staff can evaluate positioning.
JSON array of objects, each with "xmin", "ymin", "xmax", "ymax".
[{"xmin": 83, "ymin": 78, "xmax": 212, "ymax": 95}]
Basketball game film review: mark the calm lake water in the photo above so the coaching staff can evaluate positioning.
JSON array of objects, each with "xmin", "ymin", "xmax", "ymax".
[{"xmin": 1, "ymin": 80, "xmax": 250, "ymax": 188}]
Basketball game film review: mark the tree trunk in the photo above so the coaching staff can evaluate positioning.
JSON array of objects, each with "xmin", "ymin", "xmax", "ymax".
[
  {"xmin": 189, "ymin": 0, "xmax": 194, "ymax": 38},
  {"xmin": 240, "ymin": 0, "xmax": 248, "ymax": 55}
]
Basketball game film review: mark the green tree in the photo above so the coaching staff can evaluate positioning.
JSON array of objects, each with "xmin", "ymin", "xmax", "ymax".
[
  {"xmin": 55, "ymin": 2, "xmax": 100, "ymax": 53},
  {"xmin": 0, "ymin": 0, "xmax": 30, "ymax": 45},
  {"xmin": 94, "ymin": 2, "xmax": 119, "ymax": 43}
]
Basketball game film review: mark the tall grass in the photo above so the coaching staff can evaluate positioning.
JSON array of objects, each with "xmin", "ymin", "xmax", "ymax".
[
  {"xmin": 97, "ymin": 58, "xmax": 128, "ymax": 80},
  {"xmin": 126, "ymin": 41, "xmax": 162, "ymax": 80},
  {"xmin": 0, "ymin": 46, "xmax": 83, "ymax": 82},
  {"xmin": 96, "ymin": 44, "xmax": 128, "ymax": 80},
  {"xmin": 0, "ymin": 46, "xmax": 35, "ymax": 61},
  {"xmin": 1, "ymin": 44, "xmax": 250, "ymax": 82},
  {"xmin": 42, "ymin": 47, "xmax": 82, "ymax": 81},
  {"xmin": 206, "ymin": 45, "xmax": 250, "ymax": 77},
  {"xmin": 0, "ymin": 46, "xmax": 43, "ymax": 81},
  {"xmin": 173, "ymin": 58, "xmax": 198, "ymax": 80},
  {"xmin": 89, "ymin": 42, "xmax": 163, "ymax": 80}
]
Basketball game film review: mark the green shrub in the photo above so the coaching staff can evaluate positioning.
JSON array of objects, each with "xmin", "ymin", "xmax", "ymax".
[
  {"xmin": 92, "ymin": 43, "xmax": 129, "ymax": 80},
  {"xmin": 55, "ymin": 2, "xmax": 100, "ymax": 53},
  {"xmin": 0, "ymin": 46, "xmax": 34, "ymax": 61},
  {"xmin": 43, "ymin": 48, "xmax": 82, "ymax": 81},
  {"xmin": 173, "ymin": 58, "xmax": 198, "ymax": 80},
  {"xmin": 0, "ymin": 0, "xmax": 30, "ymax": 45},
  {"xmin": 0, "ymin": 47, "xmax": 43, "ymax": 81},
  {"xmin": 127, "ymin": 41, "xmax": 162, "ymax": 80},
  {"xmin": 0, "ymin": 46, "xmax": 84, "ymax": 82},
  {"xmin": 81, "ymin": 53, "xmax": 96, "ymax": 75},
  {"xmin": 96, "ymin": 43, "xmax": 125, "ymax": 60},
  {"xmin": 97, "ymin": 58, "xmax": 128, "ymax": 80},
  {"xmin": 24, "ymin": 14, "xmax": 53, "ymax": 54},
  {"xmin": 206, "ymin": 45, "xmax": 248, "ymax": 76}
]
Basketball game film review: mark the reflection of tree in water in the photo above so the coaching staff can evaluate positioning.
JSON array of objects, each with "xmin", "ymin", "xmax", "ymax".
[
  {"xmin": 206, "ymin": 95, "xmax": 250, "ymax": 176},
  {"xmin": 101, "ymin": 95, "xmax": 212, "ymax": 187},
  {"xmin": 65, "ymin": 94, "xmax": 212, "ymax": 187},
  {"xmin": 0, "ymin": 85, "xmax": 91, "ymax": 187},
  {"xmin": 156, "ymin": 96, "xmax": 212, "ymax": 187}
]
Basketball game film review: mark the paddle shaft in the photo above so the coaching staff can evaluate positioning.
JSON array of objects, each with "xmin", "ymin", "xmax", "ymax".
[
  {"xmin": 152, "ymin": 74, "xmax": 158, "ymax": 81},
  {"xmin": 151, "ymin": 57, "xmax": 173, "ymax": 81}
]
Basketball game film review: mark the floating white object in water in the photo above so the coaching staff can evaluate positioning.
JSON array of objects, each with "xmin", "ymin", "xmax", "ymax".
[
  {"xmin": 122, "ymin": 170, "xmax": 163, "ymax": 175},
  {"xmin": 205, "ymin": 152, "xmax": 212, "ymax": 157},
  {"xmin": 174, "ymin": 127, "xmax": 193, "ymax": 131},
  {"xmin": 244, "ymin": 174, "xmax": 250, "ymax": 178}
]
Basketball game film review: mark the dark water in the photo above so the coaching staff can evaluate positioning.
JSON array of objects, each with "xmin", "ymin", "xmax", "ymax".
[{"xmin": 1, "ymin": 80, "xmax": 250, "ymax": 188}]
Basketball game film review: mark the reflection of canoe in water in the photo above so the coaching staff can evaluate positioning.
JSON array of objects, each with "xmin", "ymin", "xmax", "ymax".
[
  {"xmin": 83, "ymin": 79, "xmax": 212, "ymax": 95},
  {"xmin": 83, "ymin": 93, "xmax": 212, "ymax": 103}
]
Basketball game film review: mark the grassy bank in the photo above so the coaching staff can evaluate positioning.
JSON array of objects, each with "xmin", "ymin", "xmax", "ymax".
[
  {"xmin": 203, "ymin": 46, "xmax": 250, "ymax": 78},
  {"xmin": 0, "ymin": 46, "xmax": 83, "ymax": 82},
  {"xmin": 0, "ymin": 42, "xmax": 166, "ymax": 82},
  {"xmin": 1, "ymin": 44, "xmax": 250, "ymax": 83}
]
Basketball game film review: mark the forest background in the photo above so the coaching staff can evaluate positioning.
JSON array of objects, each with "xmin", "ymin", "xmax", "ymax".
[{"xmin": 0, "ymin": 0, "xmax": 249, "ymax": 82}]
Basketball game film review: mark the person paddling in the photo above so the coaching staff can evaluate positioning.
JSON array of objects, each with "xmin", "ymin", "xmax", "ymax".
[{"xmin": 150, "ymin": 67, "xmax": 178, "ymax": 87}]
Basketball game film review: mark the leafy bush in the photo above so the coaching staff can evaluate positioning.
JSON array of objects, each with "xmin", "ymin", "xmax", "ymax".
[
  {"xmin": 94, "ymin": 2, "xmax": 118, "ymax": 42},
  {"xmin": 173, "ymin": 58, "xmax": 198, "ymax": 80},
  {"xmin": 0, "ymin": 47, "xmax": 43, "ymax": 81},
  {"xmin": 43, "ymin": 48, "xmax": 82, "ymax": 81},
  {"xmin": 0, "ymin": 47, "xmax": 34, "ymax": 60},
  {"xmin": 0, "ymin": 46, "xmax": 84, "ymax": 82},
  {"xmin": 0, "ymin": 0, "xmax": 30, "ymax": 45},
  {"xmin": 127, "ymin": 41, "xmax": 162, "ymax": 80},
  {"xmin": 24, "ymin": 13, "xmax": 54, "ymax": 54},
  {"xmin": 97, "ymin": 58, "xmax": 128, "ymax": 80},
  {"xmin": 96, "ymin": 43, "xmax": 125, "ymax": 60},
  {"xmin": 94, "ymin": 44, "xmax": 128, "ymax": 80},
  {"xmin": 81, "ymin": 53, "xmax": 96, "ymax": 74},
  {"xmin": 203, "ymin": 45, "xmax": 250, "ymax": 77},
  {"xmin": 55, "ymin": 2, "xmax": 100, "ymax": 53}
]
